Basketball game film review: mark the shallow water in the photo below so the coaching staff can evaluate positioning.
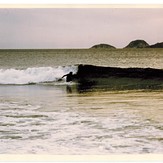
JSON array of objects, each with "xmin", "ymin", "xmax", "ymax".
[
  {"xmin": 0, "ymin": 49, "xmax": 163, "ymax": 154},
  {"xmin": 0, "ymin": 85, "xmax": 163, "ymax": 154}
]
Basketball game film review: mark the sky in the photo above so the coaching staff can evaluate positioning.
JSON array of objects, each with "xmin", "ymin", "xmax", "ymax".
[{"xmin": 0, "ymin": 8, "xmax": 163, "ymax": 49}]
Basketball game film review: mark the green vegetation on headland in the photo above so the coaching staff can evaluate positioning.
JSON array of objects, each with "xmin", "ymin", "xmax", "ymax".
[
  {"xmin": 91, "ymin": 40, "xmax": 163, "ymax": 49},
  {"xmin": 149, "ymin": 42, "xmax": 163, "ymax": 48},
  {"xmin": 91, "ymin": 43, "xmax": 116, "ymax": 49},
  {"xmin": 125, "ymin": 40, "xmax": 149, "ymax": 48}
]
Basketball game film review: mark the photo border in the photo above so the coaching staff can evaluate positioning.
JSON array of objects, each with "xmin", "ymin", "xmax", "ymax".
[{"xmin": 0, "ymin": 0, "xmax": 163, "ymax": 162}]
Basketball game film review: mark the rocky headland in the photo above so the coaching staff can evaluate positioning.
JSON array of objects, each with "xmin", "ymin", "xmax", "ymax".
[
  {"xmin": 149, "ymin": 42, "xmax": 163, "ymax": 48},
  {"xmin": 91, "ymin": 43, "xmax": 116, "ymax": 49},
  {"xmin": 91, "ymin": 40, "xmax": 163, "ymax": 49},
  {"xmin": 125, "ymin": 40, "xmax": 149, "ymax": 48}
]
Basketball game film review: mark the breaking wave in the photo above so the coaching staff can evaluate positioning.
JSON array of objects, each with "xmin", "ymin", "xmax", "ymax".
[{"xmin": 0, "ymin": 65, "xmax": 78, "ymax": 85}]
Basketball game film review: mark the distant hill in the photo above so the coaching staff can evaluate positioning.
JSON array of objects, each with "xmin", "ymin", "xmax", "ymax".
[
  {"xmin": 91, "ymin": 40, "xmax": 163, "ymax": 49},
  {"xmin": 149, "ymin": 42, "xmax": 163, "ymax": 48},
  {"xmin": 91, "ymin": 43, "xmax": 116, "ymax": 49},
  {"xmin": 125, "ymin": 40, "xmax": 149, "ymax": 48}
]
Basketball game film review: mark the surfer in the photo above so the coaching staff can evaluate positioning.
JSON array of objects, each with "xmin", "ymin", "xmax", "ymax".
[{"xmin": 61, "ymin": 72, "xmax": 73, "ymax": 82}]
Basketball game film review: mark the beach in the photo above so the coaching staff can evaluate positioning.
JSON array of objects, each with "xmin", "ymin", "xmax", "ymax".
[{"xmin": 0, "ymin": 49, "xmax": 163, "ymax": 154}]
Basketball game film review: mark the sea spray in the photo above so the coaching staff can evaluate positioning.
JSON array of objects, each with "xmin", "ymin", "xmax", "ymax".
[{"xmin": 0, "ymin": 65, "xmax": 78, "ymax": 85}]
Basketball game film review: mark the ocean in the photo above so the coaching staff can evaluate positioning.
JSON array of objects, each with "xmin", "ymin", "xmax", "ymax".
[{"xmin": 0, "ymin": 49, "xmax": 163, "ymax": 154}]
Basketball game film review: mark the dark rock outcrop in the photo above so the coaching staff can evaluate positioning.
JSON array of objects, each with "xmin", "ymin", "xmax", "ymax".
[
  {"xmin": 91, "ymin": 43, "xmax": 116, "ymax": 49},
  {"xmin": 125, "ymin": 40, "xmax": 149, "ymax": 48},
  {"xmin": 149, "ymin": 42, "xmax": 163, "ymax": 48}
]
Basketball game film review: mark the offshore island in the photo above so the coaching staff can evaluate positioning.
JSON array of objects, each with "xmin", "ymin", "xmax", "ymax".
[{"xmin": 91, "ymin": 39, "xmax": 163, "ymax": 49}]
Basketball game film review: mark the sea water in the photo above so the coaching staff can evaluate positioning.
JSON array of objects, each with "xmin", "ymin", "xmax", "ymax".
[{"xmin": 0, "ymin": 49, "xmax": 163, "ymax": 154}]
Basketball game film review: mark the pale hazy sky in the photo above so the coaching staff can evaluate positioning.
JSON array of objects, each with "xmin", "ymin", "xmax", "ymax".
[{"xmin": 0, "ymin": 8, "xmax": 163, "ymax": 49}]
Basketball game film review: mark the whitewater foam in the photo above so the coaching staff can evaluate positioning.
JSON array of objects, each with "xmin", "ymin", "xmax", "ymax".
[{"xmin": 0, "ymin": 65, "xmax": 78, "ymax": 85}]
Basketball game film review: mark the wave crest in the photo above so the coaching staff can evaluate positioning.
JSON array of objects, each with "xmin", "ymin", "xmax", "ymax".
[{"xmin": 0, "ymin": 66, "xmax": 78, "ymax": 85}]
